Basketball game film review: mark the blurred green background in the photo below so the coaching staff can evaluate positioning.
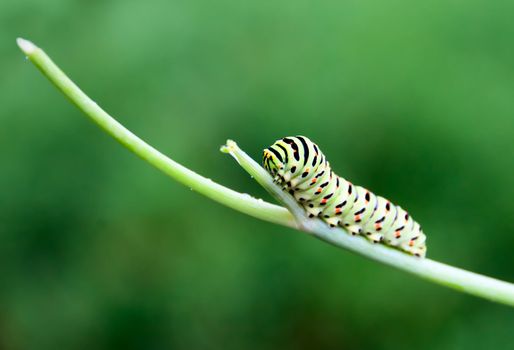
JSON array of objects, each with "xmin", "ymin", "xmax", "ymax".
[{"xmin": 2, "ymin": 0, "xmax": 514, "ymax": 349}]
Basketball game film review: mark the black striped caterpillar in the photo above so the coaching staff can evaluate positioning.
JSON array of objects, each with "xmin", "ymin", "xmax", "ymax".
[{"xmin": 263, "ymin": 136, "xmax": 427, "ymax": 257}]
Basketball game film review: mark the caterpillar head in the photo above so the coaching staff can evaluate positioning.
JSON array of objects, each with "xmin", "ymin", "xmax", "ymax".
[{"xmin": 263, "ymin": 144, "xmax": 286, "ymax": 181}]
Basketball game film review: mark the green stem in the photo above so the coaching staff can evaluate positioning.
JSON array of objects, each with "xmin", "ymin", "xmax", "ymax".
[
  {"xmin": 17, "ymin": 38, "xmax": 514, "ymax": 307},
  {"xmin": 16, "ymin": 38, "xmax": 296, "ymax": 229}
]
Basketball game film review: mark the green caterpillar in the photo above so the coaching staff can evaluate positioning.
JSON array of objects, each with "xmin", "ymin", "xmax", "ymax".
[{"xmin": 263, "ymin": 136, "xmax": 427, "ymax": 257}]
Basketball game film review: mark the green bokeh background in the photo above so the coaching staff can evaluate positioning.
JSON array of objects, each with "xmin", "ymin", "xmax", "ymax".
[{"xmin": 2, "ymin": 0, "xmax": 514, "ymax": 349}]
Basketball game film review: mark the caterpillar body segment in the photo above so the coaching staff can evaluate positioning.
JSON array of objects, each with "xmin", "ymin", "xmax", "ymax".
[{"xmin": 263, "ymin": 136, "xmax": 427, "ymax": 257}]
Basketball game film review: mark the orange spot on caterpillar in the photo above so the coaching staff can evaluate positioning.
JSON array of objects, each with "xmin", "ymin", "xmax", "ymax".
[
  {"xmin": 335, "ymin": 208, "xmax": 342, "ymax": 214},
  {"xmin": 354, "ymin": 215, "xmax": 361, "ymax": 222},
  {"xmin": 321, "ymin": 199, "xmax": 327, "ymax": 204},
  {"xmin": 316, "ymin": 188, "xmax": 322, "ymax": 194},
  {"xmin": 374, "ymin": 223, "xmax": 381, "ymax": 230},
  {"xmin": 395, "ymin": 232, "xmax": 401, "ymax": 238},
  {"xmin": 311, "ymin": 178, "xmax": 317, "ymax": 184}
]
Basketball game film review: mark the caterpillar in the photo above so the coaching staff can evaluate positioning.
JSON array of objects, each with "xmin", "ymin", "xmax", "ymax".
[{"xmin": 263, "ymin": 136, "xmax": 427, "ymax": 257}]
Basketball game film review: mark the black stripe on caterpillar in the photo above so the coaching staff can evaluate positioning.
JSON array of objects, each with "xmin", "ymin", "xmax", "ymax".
[{"xmin": 263, "ymin": 136, "xmax": 427, "ymax": 257}]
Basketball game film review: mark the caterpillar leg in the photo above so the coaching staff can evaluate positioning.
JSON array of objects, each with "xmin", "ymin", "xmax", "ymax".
[
  {"xmin": 365, "ymin": 232, "xmax": 384, "ymax": 243},
  {"xmin": 345, "ymin": 224, "xmax": 363, "ymax": 236}
]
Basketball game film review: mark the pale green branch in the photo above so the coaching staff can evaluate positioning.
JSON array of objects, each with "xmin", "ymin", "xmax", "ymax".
[
  {"xmin": 17, "ymin": 38, "xmax": 514, "ymax": 307},
  {"xmin": 16, "ymin": 38, "xmax": 296, "ymax": 229}
]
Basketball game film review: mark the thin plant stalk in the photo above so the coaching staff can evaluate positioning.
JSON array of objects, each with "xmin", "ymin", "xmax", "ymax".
[
  {"xmin": 17, "ymin": 38, "xmax": 514, "ymax": 307},
  {"xmin": 15, "ymin": 38, "xmax": 296, "ymax": 229}
]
